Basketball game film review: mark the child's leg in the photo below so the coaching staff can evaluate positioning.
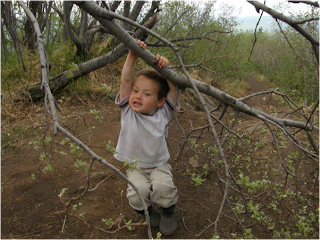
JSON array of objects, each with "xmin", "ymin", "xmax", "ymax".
[
  {"xmin": 149, "ymin": 163, "xmax": 178, "ymax": 208},
  {"xmin": 126, "ymin": 168, "xmax": 152, "ymax": 211},
  {"xmin": 150, "ymin": 163, "xmax": 178, "ymax": 235}
]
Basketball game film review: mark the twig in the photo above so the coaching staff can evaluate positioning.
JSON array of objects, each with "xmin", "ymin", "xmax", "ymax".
[
  {"xmin": 94, "ymin": 221, "xmax": 147, "ymax": 234},
  {"xmin": 61, "ymin": 214, "xmax": 67, "ymax": 233},
  {"xmin": 181, "ymin": 210, "xmax": 191, "ymax": 233},
  {"xmin": 248, "ymin": 0, "xmax": 265, "ymax": 61}
]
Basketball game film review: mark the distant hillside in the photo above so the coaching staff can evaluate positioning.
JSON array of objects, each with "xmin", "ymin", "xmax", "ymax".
[{"xmin": 236, "ymin": 15, "xmax": 284, "ymax": 32}]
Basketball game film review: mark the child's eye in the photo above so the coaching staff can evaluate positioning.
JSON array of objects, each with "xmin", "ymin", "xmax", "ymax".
[{"xmin": 145, "ymin": 93, "xmax": 150, "ymax": 96}]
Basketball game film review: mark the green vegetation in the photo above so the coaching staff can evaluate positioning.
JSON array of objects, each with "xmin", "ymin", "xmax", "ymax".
[
  {"xmin": 1, "ymin": 124, "xmax": 41, "ymax": 153},
  {"xmin": 90, "ymin": 109, "xmax": 104, "ymax": 122},
  {"xmin": 249, "ymin": 27, "xmax": 319, "ymax": 104}
]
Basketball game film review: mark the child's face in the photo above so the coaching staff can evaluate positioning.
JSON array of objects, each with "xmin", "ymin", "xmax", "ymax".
[{"xmin": 129, "ymin": 76, "xmax": 166, "ymax": 115}]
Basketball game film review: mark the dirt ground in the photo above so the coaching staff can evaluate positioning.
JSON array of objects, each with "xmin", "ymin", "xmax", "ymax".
[{"xmin": 1, "ymin": 74, "xmax": 318, "ymax": 239}]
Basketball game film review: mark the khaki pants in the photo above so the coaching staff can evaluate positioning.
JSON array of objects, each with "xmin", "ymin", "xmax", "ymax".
[{"xmin": 126, "ymin": 163, "xmax": 178, "ymax": 211}]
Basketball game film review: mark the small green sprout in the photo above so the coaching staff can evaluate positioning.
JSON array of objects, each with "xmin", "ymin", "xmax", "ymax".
[
  {"xmin": 58, "ymin": 188, "xmax": 68, "ymax": 199},
  {"xmin": 90, "ymin": 109, "xmax": 104, "ymax": 122},
  {"xmin": 124, "ymin": 157, "xmax": 140, "ymax": 171},
  {"xmin": 42, "ymin": 163, "xmax": 55, "ymax": 174},
  {"xmin": 123, "ymin": 219, "xmax": 133, "ymax": 231},
  {"xmin": 191, "ymin": 174, "xmax": 205, "ymax": 186},
  {"xmin": 102, "ymin": 218, "xmax": 114, "ymax": 226}
]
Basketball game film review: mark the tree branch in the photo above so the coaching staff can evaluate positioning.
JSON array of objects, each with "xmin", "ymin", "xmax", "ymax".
[{"xmin": 288, "ymin": 0, "xmax": 320, "ymax": 7}]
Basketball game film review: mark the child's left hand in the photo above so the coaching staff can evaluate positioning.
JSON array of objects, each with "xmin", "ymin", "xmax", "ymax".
[{"xmin": 156, "ymin": 54, "xmax": 168, "ymax": 68}]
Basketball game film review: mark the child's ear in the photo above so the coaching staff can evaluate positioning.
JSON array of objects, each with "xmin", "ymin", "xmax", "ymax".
[{"xmin": 157, "ymin": 97, "xmax": 166, "ymax": 108}]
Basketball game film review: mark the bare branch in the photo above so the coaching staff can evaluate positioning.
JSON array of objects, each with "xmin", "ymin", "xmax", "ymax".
[
  {"xmin": 247, "ymin": 0, "xmax": 319, "ymax": 62},
  {"xmin": 288, "ymin": 0, "xmax": 320, "ymax": 7}
]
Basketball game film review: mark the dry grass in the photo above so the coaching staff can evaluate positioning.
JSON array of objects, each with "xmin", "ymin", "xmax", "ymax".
[
  {"xmin": 1, "ymin": 96, "xmax": 46, "ymax": 155},
  {"xmin": 2, "ymin": 49, "xmax": 42, "ymax": 95},
  {"xmin": 220, "ymin": 78, "xmax": 249, "ymax": 98}
]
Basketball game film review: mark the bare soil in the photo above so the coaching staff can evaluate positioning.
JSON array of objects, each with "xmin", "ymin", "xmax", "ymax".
[{"xmin": 1, "ymin": 74, "xmax": 318, "ymax": 239}]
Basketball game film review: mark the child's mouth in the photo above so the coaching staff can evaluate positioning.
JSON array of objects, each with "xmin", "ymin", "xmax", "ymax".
[{"xmin": 133, "ymin": 101, "xmax": 142, "ymax": 107}]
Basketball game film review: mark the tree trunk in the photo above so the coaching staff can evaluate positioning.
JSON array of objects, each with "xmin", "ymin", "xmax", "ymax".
[
  {"xmin": 1, "ymin": 1, "xmax": 26, "ymax": 70},
  {"xmin": 123, "ymin": 1, "xmax": 131, "ymax": 31},
  {"xmin": 24, "ymin": 1, "xmax": 46, "ymax": 51},
  {"xmin": 63, "ymin": 1, "xmax": 86, "ymax": 59},
  {"xmin": 1, "ymin": 19, "xmax": 7, "ymax": 60}
]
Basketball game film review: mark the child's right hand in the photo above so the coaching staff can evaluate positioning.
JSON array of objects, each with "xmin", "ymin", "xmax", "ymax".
[{"xmin": 156, "ymin": 54, "xmax": 169, "ymax": 68}]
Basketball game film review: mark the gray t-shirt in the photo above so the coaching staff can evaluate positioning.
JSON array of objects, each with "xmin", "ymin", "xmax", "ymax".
[{"xmin": 114, "ymin": 92, "xmax": 180, "ymax": 168}]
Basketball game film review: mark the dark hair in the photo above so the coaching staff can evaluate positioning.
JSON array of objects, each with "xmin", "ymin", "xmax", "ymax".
[{"xmin": 135, "ymin": 69, "xmax": 169, "ymax": 100}]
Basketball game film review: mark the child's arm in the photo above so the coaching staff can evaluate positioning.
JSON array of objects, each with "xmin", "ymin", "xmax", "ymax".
[
  {"xmin": 119, "ymin": 40, "xmax": 146, "ymax": 101},
  {"xmin": 167, "ymin": 79, "xmax": 178, "ymax": 102},
  {"xmin": 120, "ymin": 40, "xmax": 174, "ymax": 101},
  {"xmin": 155, "ymin": 54, "xmax": 178, "ymax": 102}
]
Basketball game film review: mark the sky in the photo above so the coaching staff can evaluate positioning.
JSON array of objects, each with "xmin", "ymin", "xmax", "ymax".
[{"xmin": 215, "ymin": 0, "xmax": 311, "ymax": 18}]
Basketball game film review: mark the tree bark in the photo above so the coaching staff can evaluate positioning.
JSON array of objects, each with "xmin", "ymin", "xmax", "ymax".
[
  {"xmin": 24, "ymin": 1, "xmax": 47, "ymax": 51},
  {"xmin": 123, "ymin": 1, "xmax": 131, "ymax": 31},
  {"xmin": 1, "ymin": 19, "xmax": 7, "ymax": 60},
  {"xmin": 63, "ymin": 1, "xmax": 86, "ymax": 59},
  {"xmin": 109, "ymin": 1, "xmax": 121, "ymax": 12}
]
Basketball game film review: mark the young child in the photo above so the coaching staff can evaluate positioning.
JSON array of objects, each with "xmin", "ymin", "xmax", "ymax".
[{"xmin": 114, "ymin": 39, "xmax": 179, "ymax": 235}]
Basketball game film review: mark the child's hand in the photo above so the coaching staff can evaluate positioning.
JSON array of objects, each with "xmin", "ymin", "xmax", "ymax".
[
  {"xmin": 129, "ymin": 39, "xmax": 147, "ymax": 58},
  {"xmin": 136, "ymin": 39, "xmax": 147, "ymax": 50},
  {"xmin": 156, "ymin": 54, "xmax": 169, "ymax": 68}
]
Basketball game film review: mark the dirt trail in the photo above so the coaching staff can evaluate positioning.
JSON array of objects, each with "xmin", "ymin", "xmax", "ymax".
[{"xmin": 0, "ymin": 75, "xmax": 314, "ymax": 239}]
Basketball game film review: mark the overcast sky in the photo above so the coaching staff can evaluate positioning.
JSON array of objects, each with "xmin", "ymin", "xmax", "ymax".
[{"xmin": 215, "ymin": 0, "xmax": 311, "ymax": 18}]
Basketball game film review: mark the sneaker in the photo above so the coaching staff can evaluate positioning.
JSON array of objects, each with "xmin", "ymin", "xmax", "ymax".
[{"xmin": 159, "ymin": 204, "xmax": 177, "ymax": 235}]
